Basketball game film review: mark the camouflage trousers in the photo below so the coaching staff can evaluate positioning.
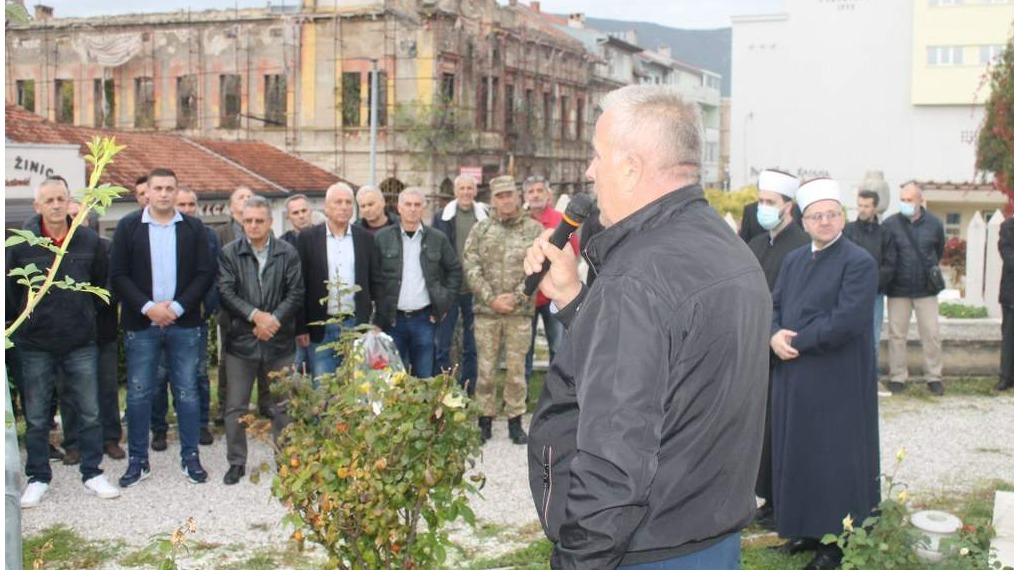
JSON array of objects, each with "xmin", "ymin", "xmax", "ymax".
[{"xmin": 474, "ymin": 314, "xmax": 531, "ymax": 418}]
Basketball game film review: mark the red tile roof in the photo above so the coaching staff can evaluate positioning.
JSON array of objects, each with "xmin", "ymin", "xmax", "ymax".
[{"xmin": 5, "ymin": 103, "xmax": 344, "ymax": 198}]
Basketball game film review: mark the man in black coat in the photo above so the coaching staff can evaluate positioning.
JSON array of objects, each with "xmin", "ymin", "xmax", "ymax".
[
  {"xmin": 110, "ymin": 168, "xmax": 214, "ymax": 487},
  {"xmin": 998, "ymin": 214, "xmax": 1014, "ymax": 391},
  {"xmin": 882, "ymin": 182, "xmax": 946, "ymax": 395},
  {"xmin": 297, "ymin": 182, "xmax": 375, "ymax": 378},
  {"xmin": 371, "ymin": 187, "xmax": 461, "ymax": 378},
  {"xmin": 843, "ymin": 190, "xmax": 898, "ymax": 371},
  {"xmin": 218, "ymin": 196, "xmax": 304, "ymax": 485}
]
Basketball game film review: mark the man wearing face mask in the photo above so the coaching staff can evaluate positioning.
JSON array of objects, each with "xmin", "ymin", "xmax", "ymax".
[
  {"xmin": 882, "ymin": 181, "xmax": 946, "ymax": 395},
  {"xmin": 748, "ymin": 170, "xmax": 808, "ymax": 290},
  {"xmin": 746, "ymin": 169, "xmax": 807, "ymax": 530}
]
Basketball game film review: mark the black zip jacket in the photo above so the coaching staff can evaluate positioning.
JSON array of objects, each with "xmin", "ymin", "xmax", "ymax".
[
  {"xmin": 527, "ymin": 185, "xmax": 772, "ymax": 569},
  {"xmin": 843, "ymin": 216, "xmax": 898, "ymax": 294},
  {"xmin": 6, "ymin": 214, "xmax": 106, "ymax": 352},
  {"xmin": 218, "ymin": 236, "xmax": 304, "ymax": 362},
  {"xmin": 882, "ymin": 210, "xmax": 945, "ymax": 298}
]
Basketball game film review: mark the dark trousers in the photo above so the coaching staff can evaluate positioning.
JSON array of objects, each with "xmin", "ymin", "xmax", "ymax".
[
  {"xmin": 388, "ymin": 311, "xmax": 436, "ymax": 378},
  {"xmin": 61, "ymin": 340, "xmax": 122, "ymax": 450},
  {"xmin": 152, "ymin": 322, "xmax": 211, "ymax": 432},
  {"xmin": 755, "ymin": 367, "xmax": 774, "ymax": 505},
  {"xmin": 1002, "ymin": 304, "xmax": 1014, "ymax": 383},
  {"xmin": 21, "ymin": 344, "xmax": 103, "ymax": 483},
  {"xmin": 617, "ymin": 533, "xmax": 741, "ymax": 569},
  {"xmin": 434, "ymin": 292, "xmax": 477, "ymax": 395},
  {"xmin": 217, "ymin": 315, "xmax": 273, "ymax": 417},
  {"xmin": 224, "ymin": 353, "xmax": 290, "ymax": 467}
]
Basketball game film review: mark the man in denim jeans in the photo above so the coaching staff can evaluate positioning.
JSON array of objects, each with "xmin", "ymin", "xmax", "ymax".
[
  {"xmin": 6, "ymin": 176, "xmax": 120, "ymax": 506},
  {"xmin": 111, "ymin": 168, "xmax": 215, "ymax": 487}
]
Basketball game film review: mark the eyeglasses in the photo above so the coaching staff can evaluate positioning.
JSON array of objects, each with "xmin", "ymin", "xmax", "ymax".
[{"xmin": 802, "ymin": 211, "xmax": 843, "ymax": 223}]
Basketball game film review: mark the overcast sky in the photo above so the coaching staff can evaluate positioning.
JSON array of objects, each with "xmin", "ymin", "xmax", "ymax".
[{"xmin": 38, "ymin": 0, "xmax": 782, "ymax": 29}]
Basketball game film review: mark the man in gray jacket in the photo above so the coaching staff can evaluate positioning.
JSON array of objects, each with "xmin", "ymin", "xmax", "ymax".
[{"xmin": 217, "ymin": 196, "xmax": 304, "ymax": 485}]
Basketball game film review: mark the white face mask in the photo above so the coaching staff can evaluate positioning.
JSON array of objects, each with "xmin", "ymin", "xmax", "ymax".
[
  {"xmin": 899, "ymin": 202, "xmax": 917, "ymax": 218},
  {"xmin": 756, "ymin": 204, "xmax": 783, "ymax": 230}
]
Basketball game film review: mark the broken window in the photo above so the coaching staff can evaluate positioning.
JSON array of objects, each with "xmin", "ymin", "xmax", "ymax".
[
  {"xmin": 366, "ymin": 71, "xmax": 387, "ymax": 127},
  {"xmin": 505, "ymin": 84, "xmax": 515, "ymax": 134},
  {"xmin": 220, "ymin": 74, "xmax": 241, "ymax": 129},
  {"xmin": 342, "ymin": 71, "xmax": 361, "ymax": 127},
  {"xmin": 559, "ymin": 95, "xmax": 569, "ymax": 140},
  {"xmin": 55, "ymin": 79, "xmax": 74, "ymax": 124},
  {"xmin": 93, "ymin": 78, "xmax": 114, "ymax": 128},
  {"xmin": 16, "ymin": 80, "xmax": 35, "ymax": 112},
  {"xmin": 177, "ymin": 75, "xmax": 198, "ymax": 129},
  {"xmin": 264, "ymin": 74, "xmax": 286, "ymax": 127},
  {"xmin": 134, "ymin": 76, "xmax": 155, "ymax": 129}
]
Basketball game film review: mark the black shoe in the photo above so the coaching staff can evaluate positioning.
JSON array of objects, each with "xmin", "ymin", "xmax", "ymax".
[
  {"xmin": 478, "ymin": 417, "xmax": 492, "ymax": 443},
  {"xmin": 118, "ymin": 461, "xmax": 151, "ymax": 488},
  {"xmin": 507, "ymin": 415, "xmax": 528, "ymax": 445},
  {"xmin": 886, "ymin": 381, "xmax": 906, "ymax": 394},
  {"xmin": 259, "ymin": 407, "xmax": 275, "ymax": 420},
  {"xmin": 214, "ymin": 416, "xmax": 225, "ymax": 427},
  {"xmin": 62, "ymin": 447, "xmax": 81, "ymax": 466},
  {"xmin": 48, "ymin": 444, "xmax": 64, "ymax": 462},
  {"xmin": 927, "ymin": 381, "xmax": 944, "ymax": 396},
  {"xmin": 199, "ymin": 427, "xmax": 214, "ymax": 446},
  {"xmin": 804, "ymin": 546, "xmax": 843, "ymax": 570},
  {"xmin": 223, "ymin": 464, "xmax": 245, "ymax": 485},
  {"xmin": 769, "ymin": 537, "xmax": 820, "ymax": 555},
  {"xmin": 996, "ymin": 378, "xmax": 1013, "ymax": 391},
  {"xmin": 151, "ymin": 430, "xmax": 168, "ymax": 452},
  {"xmin": 181, "ymin": 453, "xmax": 208, "ymax": 484},
  {"xmin": 754, "ymin": 504, "xmax": 776, "ymax": 530}
]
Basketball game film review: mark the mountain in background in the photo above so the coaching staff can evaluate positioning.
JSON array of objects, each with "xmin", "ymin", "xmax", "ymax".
[{"xmin": 582, "ymin": 17, "xmax": 732, "ymax": 97}]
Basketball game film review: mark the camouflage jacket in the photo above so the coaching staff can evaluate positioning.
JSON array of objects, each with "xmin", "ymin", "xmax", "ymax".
[{"xmin": 462, "ymin": 208, "xmax": 544, "ymax": 317}]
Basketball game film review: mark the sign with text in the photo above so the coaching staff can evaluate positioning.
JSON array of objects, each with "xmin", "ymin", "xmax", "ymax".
[
  {"xmin": 459, "ymin": 166, "xmax": 483, "ymax": 185},
  {"xmin": 5, "ymin": 143, "xmax": 86, "ymax": 200}
]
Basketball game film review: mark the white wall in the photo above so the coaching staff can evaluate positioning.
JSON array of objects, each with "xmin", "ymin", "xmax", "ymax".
[{"xmin": 730, "ymin": 0, "xmax": 984, "ymax": 208}]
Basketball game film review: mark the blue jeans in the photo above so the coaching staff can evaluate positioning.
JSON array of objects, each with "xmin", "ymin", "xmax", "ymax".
[
  {"xmin": 873, "ymin": 294, "xmax": 884, "ymax": 376},
  {"xmin": 59, "ymin": 339, "xmax": 122, "ymax": 449},
  {"xmin": 152, "ymin": 323, "xmax": 211, "ymax": 432},
  {"xmin": 309, "ymin": 320, "xmax": 355, "ymax": 379},
  {"xmin": 435, "ymin": 293, "xmax": 477, "ymax": 395},
  {"xmin": 293, "ymin": 341, "xmax": 312, "ymax": 377},
  {"xmin": 20, "ymin": 344, "xmax": 103, "ymax": 483},
  {"xmin": 124, "ymin": 325, "xmax": 201, "ymax": 463},
  {"xmin": 387, "ymin": 312, "xmax": 436, "ymax": 378},
  {"xmin": 525, "ymin": 303, "xmax": 565, "ymax": 383},
  {"xmin": 618, "ymin": 533, "xmax": 741, "ymax": 570}
]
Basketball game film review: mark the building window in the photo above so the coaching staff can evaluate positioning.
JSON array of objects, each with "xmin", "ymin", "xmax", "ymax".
[
  {"xmin": 524, "ymin": 88, "xmax": 535, "ymax": 134},
  {"xmin": 342, "ymin": 71, "xmax": 361, "ymax": 127},
  {"xmin": 93, "ymin": 78, "xmax": 114, "ymax": 128},
  {"xmin": 134, "ymin": 76, "xmax": 155, "ymax": 129},
  {"xmin": 367, "ymin": 71, "xmax": 387, "ymax": 127},
  {"xmin": 575, "ymin": 97, "xmax": 584, "ymax": 142},
  {"xmin": 177, "ymin": 75, "xmax": 198, "ymax": 129},
  {"xmin": 944, "ymin": 212, "xmax": 961, "ymax": 238},
  {"xmin": 927, "ymin": 46, "xmax": 964, "ymax": 66},
  {"xmin": 980, "ymin": 45, "xmax": 1005, "ymax": 65},
  {"xmin": 264, "ymin": 74, "xmax": 286, "ymax": 127},
  {"xmin": 559, "ymin": 95, "xmax": 569, "ymax": 140},
  {"xmin": 220, "ymin": 74, "xmax": 241, "ymax": 129},
  {"xmin": 505, "ymin": 84, "xmax": 515, "ymax": 134},
  {"xmin": 543, "ymin": 90, "xmax": 553, "ymax": 137},
  {"xmin": 476, "ymin": 76, "xmax": 499, "ymax": 131},
  {"xmin": 440, "ymin": 73, "xmax": 455, "ymax": 103},
  {"xmin": 17, "ymin": 79, "xmax": 36, "ymax": 112},
  {"xmin": 54, "ymin": 79, "xmax": 74, "ymax": 124}
]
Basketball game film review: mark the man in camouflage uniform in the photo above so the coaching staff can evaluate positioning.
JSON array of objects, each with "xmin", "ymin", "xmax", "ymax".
[{"xmin": 463, "ymin": 175, "xmax": 543, "ymax": 445}]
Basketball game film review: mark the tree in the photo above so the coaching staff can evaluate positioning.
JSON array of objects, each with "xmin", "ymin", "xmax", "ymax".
[
  {"xmin": 976, "ymin": 28, "xmax": 1014, "ymax": 217},
  {"xmin": 393, "ymin": 98, "xmax": 478, "ymax": 182}
]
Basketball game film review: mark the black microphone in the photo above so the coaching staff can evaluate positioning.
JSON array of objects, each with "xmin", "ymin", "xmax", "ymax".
[{"xmin": 523, "ymin": 193, "xmax": 595, "ymax": 297}]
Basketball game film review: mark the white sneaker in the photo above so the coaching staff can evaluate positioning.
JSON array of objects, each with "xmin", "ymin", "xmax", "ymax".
[
  {"xmin": 83, "ymin": 475, "xmax": 121, "ymax": 500},
  {"xmin": 20, "ymin": 481, "xmax": 49, "ymax": 508}
]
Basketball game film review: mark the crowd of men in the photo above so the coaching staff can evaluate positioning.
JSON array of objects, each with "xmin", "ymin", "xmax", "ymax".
[
  {"xmin": 7, "ymin": 82, "xmax": 1012, "ymax": 569},
  {"xmin": 6, "ymin": 164, "xmax": 574, "ymax": 506}
]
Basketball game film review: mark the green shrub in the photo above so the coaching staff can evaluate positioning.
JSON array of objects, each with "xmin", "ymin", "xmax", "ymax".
[{"xmin": 939, "ymin": 303, "xmax": 988, "ymax": 319}]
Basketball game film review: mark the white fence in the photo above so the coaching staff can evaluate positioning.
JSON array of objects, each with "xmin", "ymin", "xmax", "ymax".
[{"xmin": 965, "ymin": 210, "xmax": 1005, "ymax": 318}]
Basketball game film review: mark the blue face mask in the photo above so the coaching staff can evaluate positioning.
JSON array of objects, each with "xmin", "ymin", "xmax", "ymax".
[
  {"xmin": 899, "ymin": 202, "xmax": 917, "ymax": 218},
  {"xmin": 756, "ymin": 204, "xmax": 783, "ymax": 230}
]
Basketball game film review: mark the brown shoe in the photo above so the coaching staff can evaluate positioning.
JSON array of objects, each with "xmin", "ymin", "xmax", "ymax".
[
  {"xmin": 104, "ymin": 441, "xmax": 126, "ymax": 460},
  {"xmin": 62, "ymin": 448, "xmax": 81, "ymax": 466}
]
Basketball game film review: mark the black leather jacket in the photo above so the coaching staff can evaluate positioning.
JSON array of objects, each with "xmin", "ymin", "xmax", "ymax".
[
  {"xmin": 882, "ymin": 210, "xmax": 945, "ymax": 298},
  {"xmin": 528, "ymin": 186, "xmax": 771, "ymax": 569},
  {"xmin": 371, "ymin": 224, "xmax": 462, "ymax": 327},
  {"xmin": 218, "ymin": 236, "xmax": 304, "ymax": 361}
]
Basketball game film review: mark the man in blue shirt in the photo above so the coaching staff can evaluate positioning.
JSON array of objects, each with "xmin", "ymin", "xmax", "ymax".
[{"xmin": 110, "ymin": 168, "xmax": 215, "ymax": 487}]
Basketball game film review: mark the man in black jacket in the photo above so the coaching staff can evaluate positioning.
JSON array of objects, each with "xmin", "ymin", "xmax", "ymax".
[
  {"xmin": 998, "ymin": 215, "xmax": 1014, "ymax": 391},
  {"xmin": 882, "ymin": 182, "xmax": 946, "ymax": 395},
  {"xmin": 7, "ymin": 176, "xmax": 120, "ymax": 506},
  {"xmin": 523, "ymin": 85, "xmax": 771, "ymax": 569},
  {"xmin": 843, "ymin": 190, "xmax": 898, "ymax": 372},
  {"xmin": 372, "ymin": 187, "xmax": 461, "ymax": 377},
  {"xmin": 218, "ymin": 196, "xmax": 304, "ymax": 485},
  {"xmin": 110, "ymin": 168, "xmax": 214, "ymax": 487},
  {"xmin": 297, "ymin": 182, "xmax": 375, "ymax": 378}
]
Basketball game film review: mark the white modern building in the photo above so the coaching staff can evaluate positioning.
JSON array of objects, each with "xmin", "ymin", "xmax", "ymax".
[{"xmin": 730, "ymin": 0, "xmax": 1013, "ymax": 214}]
